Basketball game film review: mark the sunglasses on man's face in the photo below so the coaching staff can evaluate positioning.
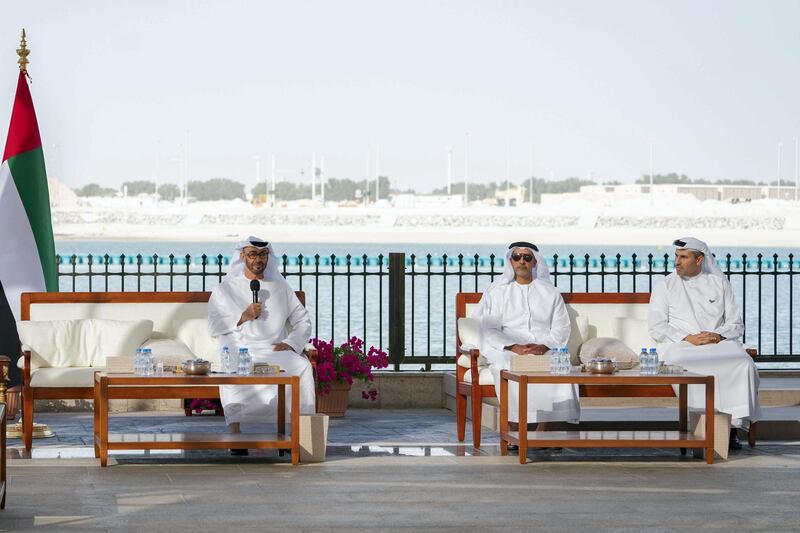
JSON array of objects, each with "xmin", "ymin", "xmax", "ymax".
[
  {"xmin": 511, "ymin": 253, "xmax": 534, "ymax": 263},
  {"xmin": 245, "ymin": 251, "xmax": 269, "ymax": 260}
]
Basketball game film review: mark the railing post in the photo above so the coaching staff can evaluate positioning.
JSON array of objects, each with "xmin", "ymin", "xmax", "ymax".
[{"xmin": 388, "ymin": 252, "xmax": 406, "ymax": 371}]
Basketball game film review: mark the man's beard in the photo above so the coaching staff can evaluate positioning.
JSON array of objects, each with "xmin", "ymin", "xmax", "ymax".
[{"xmin": 247, "ymin": 260, "xmax": 266, "ymax": 276}]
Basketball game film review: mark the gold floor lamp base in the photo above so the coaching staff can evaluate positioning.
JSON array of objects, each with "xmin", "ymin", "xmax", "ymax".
[{"xmin": 6, "ymin": 421, "xmax": 55, "ymax": 439}]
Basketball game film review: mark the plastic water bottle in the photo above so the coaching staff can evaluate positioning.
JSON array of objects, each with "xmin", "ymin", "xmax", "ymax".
[
  {"xmin": 134, "ymin": 348, "xmax": 143, "ymax": 376},
  {"xmin": 549, "ymin": 349, "xmax": 559, "ymax": 375},
  {"xmin": 220, "ymin": 346, "xmax": 231, "ymax": 373},
  {"xmin": 560, "ymin": 347, "xmax": 571, "ymax": 375},
  {"xmin": 142, "ymin": 348, "xmax": 153, "ymax": 376},
  {"xmin": 639, "ymin": 348, "xmax": 648, "ymax": 375},
  {"xmin": 649, "ymin": 348, "xmax": 660, "ymax": 375},
  {"xmin": 237, "ymin": 347, "xmax": 251, "ymax": 375}
]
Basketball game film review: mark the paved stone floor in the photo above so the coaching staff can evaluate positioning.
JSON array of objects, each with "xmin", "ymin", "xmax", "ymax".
[{"xmin": 2, "ymin": 409, "xmax": 800, "ymax": 531}]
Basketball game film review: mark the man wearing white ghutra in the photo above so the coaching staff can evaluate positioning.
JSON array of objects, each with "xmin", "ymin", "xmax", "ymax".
[
  {"xmin": 648, "ymin": 237, "xmax": 762, "ymax": 450},
  {"xmin": 475, "ymin": 241, "xmax": 580, "ymax": 430},
  {"xmin": 208, "ymin": 237, "xmax": 316, "ymax": 454}
]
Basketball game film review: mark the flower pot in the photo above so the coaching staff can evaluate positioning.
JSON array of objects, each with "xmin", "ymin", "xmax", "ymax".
[{"xmin": 316, "ymin": 381, "xmax": 351, "ymax": 417}]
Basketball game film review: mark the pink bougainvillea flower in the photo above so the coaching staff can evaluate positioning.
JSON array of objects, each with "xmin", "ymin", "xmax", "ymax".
[{"xmin": 310, "ymin": 336, "xmax": 385, "ymax": 399}]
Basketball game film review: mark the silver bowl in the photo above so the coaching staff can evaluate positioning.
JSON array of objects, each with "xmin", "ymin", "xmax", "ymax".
[
  {"xmin": 586, "ymin": 360, "xmax": 616, "ymax": 374},
  {"xmin": 182, "ymin": 359, "xmax": 211, "ymax": 375}
]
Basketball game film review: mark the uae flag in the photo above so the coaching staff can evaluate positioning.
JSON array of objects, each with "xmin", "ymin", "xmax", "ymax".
[{"xmin": 0, "ymin": 69, "xmax": 57, "ymax": 386}]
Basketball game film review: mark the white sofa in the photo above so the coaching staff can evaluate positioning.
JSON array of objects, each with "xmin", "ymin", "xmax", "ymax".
[{"xmin": 18, "ymin": 291, "xmax": 307, "ymax": 451}]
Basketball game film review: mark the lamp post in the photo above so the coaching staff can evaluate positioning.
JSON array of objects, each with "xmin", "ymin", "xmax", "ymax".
[
  {"xmin": 253, "ymin": 155, "xmax": 261, "ymax": 204},
  {"xmin": 794, "ymin": 137, "xmax": 798, "ymax": 201},
  {"xmin": 649, "ymin": 142, "xmax": 655, "ymax": 206},
  {"xmin": 446, "ymin": 147, "xmax": 452, "ymax": 196},
  {"xmin": 777, "ymin": 141, "xmax": 784, "ymax": 200},
  {"xmin": 529, "ymin": 141, "xmax": 534, "ymax": 205},
  {"xmin": 464, "ymin": 132, "xmax": 469, "ymax": 205}
]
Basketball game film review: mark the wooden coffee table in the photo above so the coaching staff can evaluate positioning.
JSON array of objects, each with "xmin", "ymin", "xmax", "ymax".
[
  {"xmin": 93, "ymin": 372, "xmax": 300, "ymax": 466},
  {"xmin": 499, "ymin": 370, "xmax": 717, "ymax": 464}
]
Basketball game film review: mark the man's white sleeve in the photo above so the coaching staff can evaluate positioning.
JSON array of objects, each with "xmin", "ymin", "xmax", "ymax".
[
  {"xmin": 208, "ymin": 288, "xmax": 243, "ymax": 337},
  {"xmin": 713, "ymin": 278, "xmax": 744, "ymax": 341},
  {"xmin": 648, "ymin": 281, "xmax": 687, "ymax": 343},
  {"xmin": 537, "ymin": 293, "xmax": 571, "ymax": 348},
  {"xmin": 477, "ymin": 290, "xmax": 518, "ymax": 351},
  {"xmin": 281, "ymin": 289, "xmax": 312, "ymax": 353}
]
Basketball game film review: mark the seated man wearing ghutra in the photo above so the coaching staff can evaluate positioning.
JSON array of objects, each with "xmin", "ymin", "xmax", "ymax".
[
  {"xmin": 475, "ymin": 241, "xmax": 580, "ymax": 431},
  {"xmin": 208, "ymin": 236, "xmax": 316, "ymax": 455},
  {"xmin": 648, "ymin": 237, "xmax": 762, "ymax": 450}
]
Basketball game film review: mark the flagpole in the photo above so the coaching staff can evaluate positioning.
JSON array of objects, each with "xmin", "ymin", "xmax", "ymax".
[{"xmin": 5, "ymin": 29, "xmax": 54, "ymax": 441}]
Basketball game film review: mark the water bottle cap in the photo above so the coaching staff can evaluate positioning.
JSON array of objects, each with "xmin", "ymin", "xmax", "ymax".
[
  {"xmin": 641, "ymin": 348, "xmax": 647, "ymax": 352},
  {"xmin": 239, "ymin": 347, "xmax": 248, "ymax": 353},
  {"xmin": 649, "ymin": 348, "xmax": 657, "ymax": 353}
]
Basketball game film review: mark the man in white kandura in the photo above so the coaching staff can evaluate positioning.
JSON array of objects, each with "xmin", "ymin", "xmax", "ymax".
[
  {"xmin": 476, "ymin": 241, "xmax": 579, "ymax": 432},
  {"xmin": 648, "ymin": 237, "xmax": 762, "ymax": 450},
  {"xmin": 208, "ymin": 236, "xmax": 315, "ymax": 455}
]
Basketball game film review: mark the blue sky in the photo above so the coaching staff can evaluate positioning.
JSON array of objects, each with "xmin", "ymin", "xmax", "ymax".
[{"xmin": 1, "ymin": 0, "xmax": 799, "ymax": 192}]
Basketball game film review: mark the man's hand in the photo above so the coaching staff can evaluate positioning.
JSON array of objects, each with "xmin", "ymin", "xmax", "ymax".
[
  {"xmin": 684, "ymin": 332, "xmax": 722, "ymax": 346},
  {"xmin": 506, "ymin": 343, "xmax": 549, "ymax": 355},
  {"xmin": 238, "ymin": 302, "xmax": 262, "ymax": 326},
  {"xmin": 273, "ymin": 342, "xmax": 293, "ymax": 352},
  {"xmin": 525, "ymin": 344, "xmax": 550, "ymax": 355}
]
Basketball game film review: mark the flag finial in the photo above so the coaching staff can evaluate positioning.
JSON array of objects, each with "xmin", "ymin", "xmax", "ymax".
[{"xmin": 17, "ymin": 29, "xmax": 30, "ymax": 73}]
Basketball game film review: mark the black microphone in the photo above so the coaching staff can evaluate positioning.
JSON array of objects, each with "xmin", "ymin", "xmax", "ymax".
[{"xmin": 250, "ymin": 279, "xmax": 260, "ymax": 303}]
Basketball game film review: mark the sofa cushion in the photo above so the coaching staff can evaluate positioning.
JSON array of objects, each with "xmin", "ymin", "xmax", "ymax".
[
  {"xmin": 173, "ymin": 318, "xmax": 219, "ymax": 364},
  {"xmin": 16, "ymin": 318, "xmax": 153, "ymax": 369},
  {"xmin": 578, "ymin": 337, "xmax": 637, "ymax": 364},
  {"xmin": 140, "ymin": 338, "xmax": 196, "ymax": 364},
  {"xmin": 29, "ymin": 367, "xmax": 104, "ymax": 388},
  {"xmin": 613, "ymin": 317, "xmax": 653, "ymax": 352}
]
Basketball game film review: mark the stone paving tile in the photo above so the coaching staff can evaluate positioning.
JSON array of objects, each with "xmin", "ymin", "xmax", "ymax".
[{"xmin": 3, "ymin": 409, "xmax": 800, "ymax": 531}]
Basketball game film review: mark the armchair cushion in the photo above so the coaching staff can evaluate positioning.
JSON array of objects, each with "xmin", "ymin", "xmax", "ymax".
[
  {"xmin": 462, "ymin": 366, "xmax": 494, "ymax": 385},
  {"xmin": 456, "ymin": 317, "xmax": 488, "ymax": 368},
  {"xmin": 17, "ymin": 318, "xmax": 153, "ymax": 369}
]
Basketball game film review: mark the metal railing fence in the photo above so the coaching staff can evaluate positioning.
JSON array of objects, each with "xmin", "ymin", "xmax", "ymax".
[{"xmin": 56, "ymin": 251, "xmax": 799, "ymax": 366}]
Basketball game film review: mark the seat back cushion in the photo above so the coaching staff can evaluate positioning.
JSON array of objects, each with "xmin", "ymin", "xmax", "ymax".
[
  {"xmin": 613, "ymin": 317, "xmax": 654, "ymax": 352},
  {"xmin": 566, "ymin": 315, "xmax": 590, "ymax": 365},
  {"xmin": 17, "ymin": 318, "xmax": 154, "ymax": 368},
  {"xmin": 173, "ymin": 318, "xmax": 219, "ymax": 365}
]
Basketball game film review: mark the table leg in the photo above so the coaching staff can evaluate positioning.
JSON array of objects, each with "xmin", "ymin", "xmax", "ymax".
[
  {"xmin": 278, "ymin": 384, "xmax": 286, "ymax": 435},
  {"xmin": 500, "ymin": 371, "xmax": 508, "ymax": 456},
  {"xmin": 93, "ymin": 377, "xmax": 100, "ymax": 458},
  {"xmin": 679, "ymin": 383, "xmax": 688, "ymax": 456},
  {"xmin": 278, "ymin": 384, "xmax": 286, "ymax": 456},
  {"xmin": 291, "ymin": 377, "xmax": 300, "ymax": 465},
  {"xmin": 705, "ymin": 376, "xmax": 715, "ymax": 465},
  {"xmin": 518, "ymin": 375, "xmax": 528, "ymax": 464},
  {"xmin": 100, "ymin": 376, "xmax": 109, "ymax": 467}
]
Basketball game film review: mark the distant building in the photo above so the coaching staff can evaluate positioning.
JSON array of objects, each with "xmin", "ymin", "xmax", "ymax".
[
  {"xmin": 493, "ymin": 185, "xmax": 525, "ymax": 207},
  {"xmin": 391, "ymin": 194, "xmax": 464, "ymax": 209},
  {"xmin": 577, "ymin": 183, "xmax": 798, "ymax": 202}
]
